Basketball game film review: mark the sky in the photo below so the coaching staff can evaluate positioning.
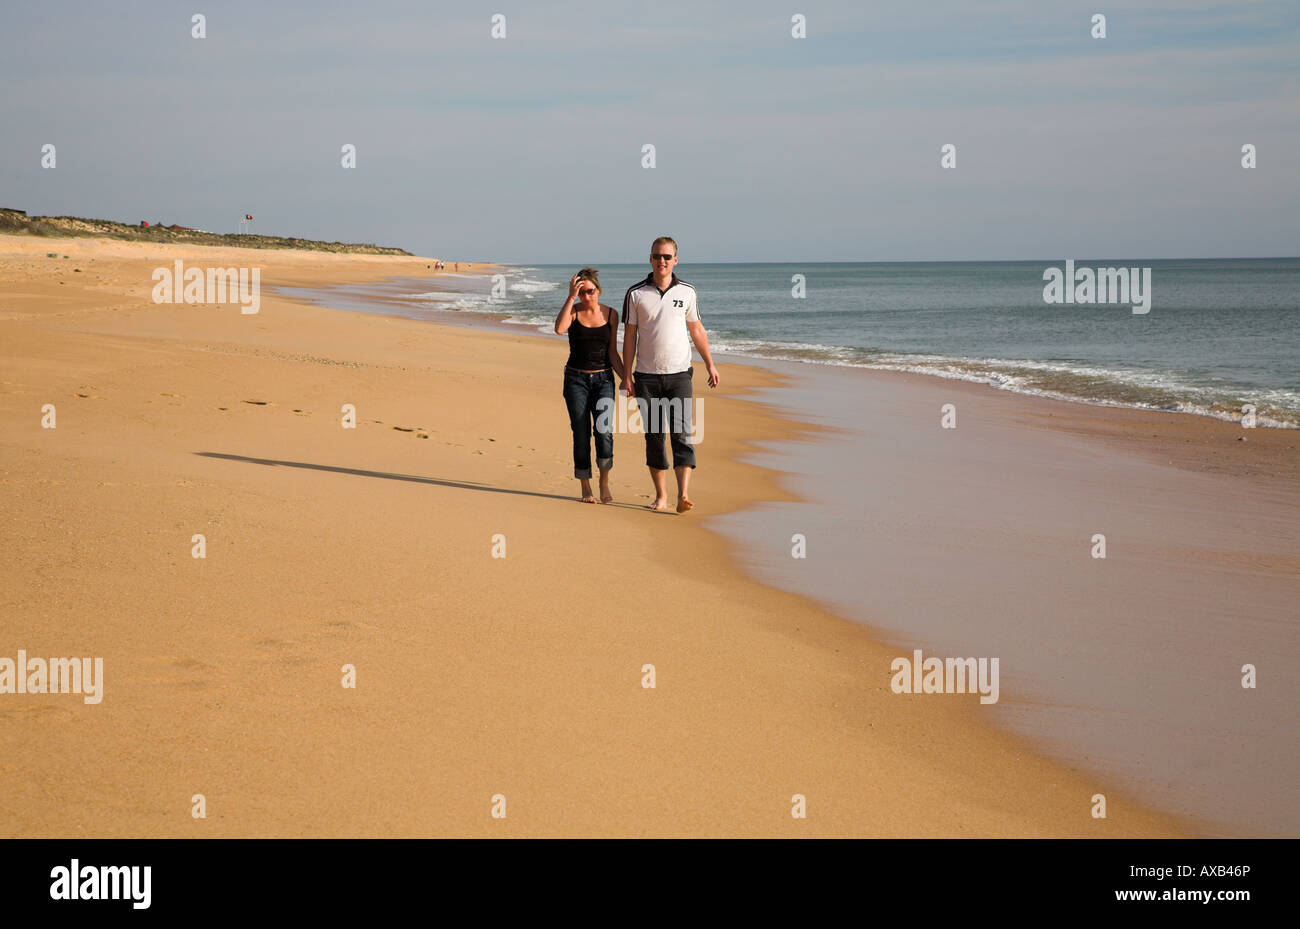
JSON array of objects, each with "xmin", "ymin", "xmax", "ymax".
[{"xmin": 2, "ymin": 0, "xmax": 1298, "ymax": 262}]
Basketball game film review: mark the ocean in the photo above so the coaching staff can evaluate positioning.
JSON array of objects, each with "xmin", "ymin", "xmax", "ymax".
[{"xmin": 381, "ymin": 259, "xmax": 1299, "ymax": 428}]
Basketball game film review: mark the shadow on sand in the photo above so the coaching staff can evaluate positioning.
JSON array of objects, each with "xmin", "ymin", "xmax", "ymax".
[{"xmin": 195, "ymin": 451, "xmax": 647, "ymax": 509}]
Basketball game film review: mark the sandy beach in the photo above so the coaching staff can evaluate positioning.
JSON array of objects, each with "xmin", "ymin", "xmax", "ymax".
[{"xmin": 1, "ymin": 234, "xmax": 1291, "ymax": 837}]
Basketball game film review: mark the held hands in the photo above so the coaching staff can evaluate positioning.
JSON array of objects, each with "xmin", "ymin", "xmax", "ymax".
[{"xmin": 622, "ymin": 369, "xmax": 716, "ymax": 394}]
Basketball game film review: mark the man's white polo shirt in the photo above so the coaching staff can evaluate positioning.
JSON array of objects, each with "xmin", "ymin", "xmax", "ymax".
[{"xmin": 622, "ymin": 273, "xmax": 700, "ymax": 375}]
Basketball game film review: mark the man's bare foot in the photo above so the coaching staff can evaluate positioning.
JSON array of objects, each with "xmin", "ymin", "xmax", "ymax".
[
  {"xmin": 599, "ymin": 478, "xmax": 613, "ymax": 504},
  {"xmin": 676, "ymin": 497, "xmax": 694, "ymax": 514},
  {"xmin": 580, "ymin": 493, "xmax": 597, "ymax": 504},
  {"xmin": 647, "ymin": 498, "xmax": 671, "ymax": 511}
]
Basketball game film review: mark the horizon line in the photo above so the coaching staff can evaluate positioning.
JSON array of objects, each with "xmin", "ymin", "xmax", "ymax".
[{"xmin": 488, "ymin": 255, "xmax": 1300, "ymax": 265}]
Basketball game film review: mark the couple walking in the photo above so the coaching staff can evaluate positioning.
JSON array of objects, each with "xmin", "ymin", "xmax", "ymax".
[{"xmin": 553, "ymin": 237, "xmax": 721, "ymax": 513}]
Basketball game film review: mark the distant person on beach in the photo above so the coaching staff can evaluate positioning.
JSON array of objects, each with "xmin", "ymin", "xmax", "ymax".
[
  {"xmin": 620, "ymin": 237, "xmax": 720, "ymax": 513},
  {"xmin": 554, "ymin": 268, "xmax": 624, "ymax": 504}
]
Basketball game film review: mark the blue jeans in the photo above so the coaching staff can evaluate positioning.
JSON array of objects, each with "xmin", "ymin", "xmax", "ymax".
[
  {"xmin": 634, "ymin": 368, "xmax": 696, "ymax": 470},
  {"xmin": 562, "ymin": 366, "xmax": 614, "ymax": 479}
]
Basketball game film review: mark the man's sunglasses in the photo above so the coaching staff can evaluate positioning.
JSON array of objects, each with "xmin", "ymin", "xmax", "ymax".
[{"xmin": 651, "ymin": 253, "xmax": 675, "ymax": 261}]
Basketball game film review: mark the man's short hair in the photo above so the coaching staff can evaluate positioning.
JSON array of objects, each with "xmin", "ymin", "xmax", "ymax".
[{"xmin": 651, "ymin": 236, "xmax": 678, "ymax": 255}]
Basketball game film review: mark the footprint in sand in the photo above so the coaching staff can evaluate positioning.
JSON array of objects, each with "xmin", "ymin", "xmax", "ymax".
[
  {"xmin": 389, "ymin": 425, "xmax": 431, "ymax": 438},
  {"xmin": 316, "ymin": 621, "xmax": 361, "ymax": 640},
  {"xmin": 143, "ymin": 655, "xmax": 216, "ymax": 689},
  {"xmin": 165, "ymin": 656, "xmax": 215, "ymax": 671},
  {"xmin": 0, "ymin": 704, "xmax": 75, "ymax": 723},
  {"xmin": 243, "ymin": 399, "xmax": 270, "ymax": 406}
]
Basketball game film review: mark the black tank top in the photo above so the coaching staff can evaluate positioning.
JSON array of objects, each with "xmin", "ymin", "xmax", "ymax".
[{"xmin": 566, "ymin": 315, "xmax": 610, "ymax": 370}]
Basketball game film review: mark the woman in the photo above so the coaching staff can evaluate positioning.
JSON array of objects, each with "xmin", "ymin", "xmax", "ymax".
[{"xmin": 554, "ymin": 268, "xmax": 624, "ymax": 503}]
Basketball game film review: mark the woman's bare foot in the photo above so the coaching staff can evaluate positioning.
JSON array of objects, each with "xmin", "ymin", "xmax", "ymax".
[
  {"xmin": 647, "ymin": 498, "xmax": 671, "ymax": 511},
  {"xmin": 599, "ymin": 475, "xmax": 613, "ymax": 504},
  {"xmin": 579, "ymin": 479, "xmax": 596, "ymax": 504},
  {"xmin": 676, "ymin": 497, "xmax": 694, "ymax": 514}
]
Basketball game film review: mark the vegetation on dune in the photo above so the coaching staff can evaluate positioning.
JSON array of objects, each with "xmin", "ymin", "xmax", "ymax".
[{"xmin": 0, "ymin": 208, "xmax": 413, "ymax": 256}]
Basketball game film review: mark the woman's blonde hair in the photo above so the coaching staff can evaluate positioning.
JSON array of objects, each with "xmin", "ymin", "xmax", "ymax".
[{"xmin": 576, "ymin": 267, "xmax": 601, "ymax": 293}]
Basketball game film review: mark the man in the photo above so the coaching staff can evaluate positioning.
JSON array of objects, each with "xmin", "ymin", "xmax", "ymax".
[{"xmin": 620, "ymin": 237, "xmax": 721, "ymax": 513}]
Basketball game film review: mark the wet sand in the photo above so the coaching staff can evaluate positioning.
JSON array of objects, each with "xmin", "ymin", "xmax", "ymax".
[{"xmin": 708, "ymin": 357, "xmax": 1298, "ymax": 837}]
